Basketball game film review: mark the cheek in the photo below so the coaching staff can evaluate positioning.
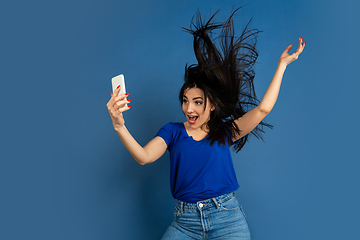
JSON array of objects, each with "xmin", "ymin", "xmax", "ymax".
[
  {"xmin": 182, "ymin": 104, "xmax": 187, "ymax": 113},
  {"xmin": 204, "ymin": 109, "xmax": 213, "ymax": 119},
  {"xmin": 198, "ymin": 107, "xmax": 210, "ymax": 117}
]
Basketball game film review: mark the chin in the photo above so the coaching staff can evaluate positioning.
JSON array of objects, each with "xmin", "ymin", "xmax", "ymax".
[{"xmin": 187, "ymin": 120, "xmax": 206, "ymax": 130}]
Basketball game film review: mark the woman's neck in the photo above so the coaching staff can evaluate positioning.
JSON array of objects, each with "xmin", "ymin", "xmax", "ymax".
[{"xmin": 184, "ymin": 122, "xmax": 209, "ymax": 141}]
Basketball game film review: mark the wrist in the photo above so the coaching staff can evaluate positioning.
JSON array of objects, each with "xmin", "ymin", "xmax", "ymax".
[
  {"xmin": 277, "ymin": 61, "xmax": 287, "ymax": 70},
  {"xmin": 115, "ymin": 125, "xmax": 127, "ymax": 133}
]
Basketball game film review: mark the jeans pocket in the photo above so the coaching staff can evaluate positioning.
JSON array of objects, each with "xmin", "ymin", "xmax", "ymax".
[{"xmin": 219, "ymin": 196, "xmax": 240, "ymax": 212}]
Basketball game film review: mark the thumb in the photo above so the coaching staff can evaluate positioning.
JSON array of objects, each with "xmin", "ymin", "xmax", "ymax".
[{"xmin": 284, "ymin": 44, "xmax": 293, "ymax": 53}]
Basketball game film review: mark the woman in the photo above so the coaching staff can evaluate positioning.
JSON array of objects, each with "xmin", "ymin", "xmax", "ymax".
[{"xmin": 107, "ymin": 8, "xmax": 305, "ymax": 240}]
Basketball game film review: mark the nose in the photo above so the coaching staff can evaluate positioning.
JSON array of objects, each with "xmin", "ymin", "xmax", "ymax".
[{"xmin": 185, "ymin": 103, "xmax": 194, "ymax": 113}]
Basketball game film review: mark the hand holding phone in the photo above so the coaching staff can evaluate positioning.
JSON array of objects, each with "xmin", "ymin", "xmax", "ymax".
[
  {"xmin": 107, "ymin": 74, "xmax": 131, "ymax": 131},
  {"xmin": 111, "ymin": 74, "xmax": 127, "ymax": 107}
]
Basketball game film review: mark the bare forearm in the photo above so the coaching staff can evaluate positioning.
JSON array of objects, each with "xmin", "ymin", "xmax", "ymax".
[
  {"xmin": 115, "ymin": 126, "xmax": 167, "ymax": 165},
  {"xmin": 258, "ymin": 62, "xmax": 287, "ymax": 113},
  {"xmin": 115, "ymin": 126, "xmax": 150, "ymax": 165},
  {"xmin": 232, "ymin": 39, "xmax": 305, "ymax": 141},
  {"xmin": 107, "ymin": 82, "xmax": 166, "ymax": 165},
  {"xmin": 259, "ymin": 38, "xmax": 306, "ymax": 113}
]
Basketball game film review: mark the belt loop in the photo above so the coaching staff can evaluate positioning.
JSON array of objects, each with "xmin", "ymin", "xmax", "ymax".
[
  {"xmin": 212, "ymin": 197, "xmax": 220, "ymax": 209},
  {"xmin": 180, "ymin": 201, "xmax": 184, "ymax": 213}
]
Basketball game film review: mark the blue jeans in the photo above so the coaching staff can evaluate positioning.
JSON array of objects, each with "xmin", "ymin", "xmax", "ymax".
[{"xmin": 161, "ymin": 192, "xmax": 251, "ymax": 240}]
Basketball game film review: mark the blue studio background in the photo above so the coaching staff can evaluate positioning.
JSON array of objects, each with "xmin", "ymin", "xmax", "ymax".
[{"xmin": 1, "ymin": 0, "xmax": 359, "ymax": 239}]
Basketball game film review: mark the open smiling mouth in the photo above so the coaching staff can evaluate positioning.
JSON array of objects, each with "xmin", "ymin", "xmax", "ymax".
[{"xmin": 188, "ymin": 116, "xmax": 198, "ymax": 124}]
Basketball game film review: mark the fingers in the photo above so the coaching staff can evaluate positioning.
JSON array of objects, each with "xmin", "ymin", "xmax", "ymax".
[
  {"xmin": 114, "ymin": 99, "xmax": 131, "ymax": 110},
  {"xmin": 113, "ymin": 93, "xmax": 130, "ymax": 104},
  {"xmin": 289, "ymin": 37, "xmax": 306, "ymax": 60},
  {"xmin": 110, "ymin": 85, "xmax": 121, "ymax": 101},
  {"xmin": 279, "ymin": 37, "xmax": 306, "ymax": 66},
  {"xmin": 107, "ymin": 98, "xmax": 131, "ymax": 121},
  {"xmin": 299, "ymin": 37, "xmax": 306, "ymax": 47},
  {"xmin": 285, "ymin": 44, "xmax": 293, "ymax": 53},
  {"xmin": 296, "ymin": 37, "xmax": 306, "ymax": 53},
  {"xmin": 108, "ymin": 85, "xmax": 130, "ymax": 105},
  {"xmin": 107, "ymin": 85, "xmax": 131, "ymax": 115},
  {"xmin": 118, "ymin": 104, "xmax": 131, "ymax": 113},
  {"xmin": 106, "ymin": 85, "xmax": 131, "ymax": 129},
  {"xmin": 109, "ymin": 97, "xmax": 131, "ymax": 111},
  {"xmin": 114, "ymin": 84, "xmax": 121, "ymax": 94}
]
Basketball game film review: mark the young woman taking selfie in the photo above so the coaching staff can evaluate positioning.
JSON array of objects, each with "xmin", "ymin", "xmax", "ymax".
[{"xmin": 107, "ymin": 8, "xmax": 305, "ymax": 240}]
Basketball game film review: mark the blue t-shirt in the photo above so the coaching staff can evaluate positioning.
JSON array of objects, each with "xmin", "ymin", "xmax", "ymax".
[{"xmin": 156, "ymin": 122, "xmax": 240, "ymax": 203}]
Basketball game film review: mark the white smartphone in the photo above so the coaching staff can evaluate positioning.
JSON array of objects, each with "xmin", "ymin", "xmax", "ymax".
[{"xmin": 111, "ymin": 74, "xmax": 127, "ymax": 107}]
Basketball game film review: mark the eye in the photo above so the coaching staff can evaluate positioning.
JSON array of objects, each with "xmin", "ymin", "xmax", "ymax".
[
  {"xmin": 182, "ymin": 99, "xmax": 188, "ymax": 104},
  {"xmin": 195, "ymin": 101, "xmax": 203, "ymax": 105}
]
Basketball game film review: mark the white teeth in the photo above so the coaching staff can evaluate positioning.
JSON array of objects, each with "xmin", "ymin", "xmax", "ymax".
[{"xmin": 188, "ymin": 116, "xmax": 198, "ymax": 123}]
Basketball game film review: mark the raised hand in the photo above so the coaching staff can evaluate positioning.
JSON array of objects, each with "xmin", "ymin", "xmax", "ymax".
[
  {"xmin": 106, "ymin": 85, "xmax": 131, "ymax": 131},
  {"xmin": 279, "ymin": 37, "xmax": 306, "ymax": 66}
]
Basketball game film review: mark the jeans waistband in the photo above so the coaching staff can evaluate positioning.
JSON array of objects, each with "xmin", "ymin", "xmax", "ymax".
[{"xmin": 176, "ymin": 192, "xmax": 235, "ymax": 211}]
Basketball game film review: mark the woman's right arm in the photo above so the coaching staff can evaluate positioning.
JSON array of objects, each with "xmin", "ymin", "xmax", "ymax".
[{"xmin": 106, "ymin": 86, "xmax": 167, "ymax": 165}]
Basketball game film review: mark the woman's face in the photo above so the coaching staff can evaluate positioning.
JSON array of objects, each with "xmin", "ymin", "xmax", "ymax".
[{"xmin": 182, "ymin": 87, "xmax": 214, "ymax": 130}]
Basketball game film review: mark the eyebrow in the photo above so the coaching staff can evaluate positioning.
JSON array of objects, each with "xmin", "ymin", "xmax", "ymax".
[{"xmin": 183, "ymin": 96, "xmax": 203, "ymax": 100}]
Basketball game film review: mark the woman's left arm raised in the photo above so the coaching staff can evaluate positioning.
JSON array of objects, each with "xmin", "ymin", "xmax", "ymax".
[{"xmin": 233, "ymin": 37, "xmax": 306, "ymax": 141}]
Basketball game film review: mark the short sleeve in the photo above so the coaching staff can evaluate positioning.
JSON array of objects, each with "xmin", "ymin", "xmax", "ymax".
[{"xmin": 155, "ymin": 123, "xmax": 174, "ymax": 148}]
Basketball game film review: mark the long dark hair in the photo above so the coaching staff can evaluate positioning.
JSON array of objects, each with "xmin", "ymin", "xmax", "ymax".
[{"xmin": 179, "ymin": 7, "xmax": 272, "ymax": 152}]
